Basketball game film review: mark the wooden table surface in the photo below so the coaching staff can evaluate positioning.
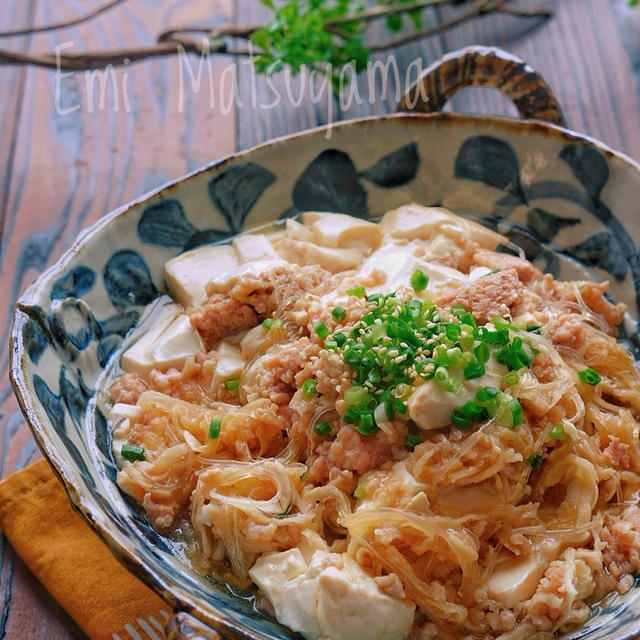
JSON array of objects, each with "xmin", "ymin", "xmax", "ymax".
[{"xmin": 1, "ymin": 1, "xmax": 639, "ymax": 638}]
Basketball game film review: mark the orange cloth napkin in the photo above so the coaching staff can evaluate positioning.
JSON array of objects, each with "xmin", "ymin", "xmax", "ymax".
[{"xmin": 0, "ymin": 459, "xmax": 170, "ymax": 640}]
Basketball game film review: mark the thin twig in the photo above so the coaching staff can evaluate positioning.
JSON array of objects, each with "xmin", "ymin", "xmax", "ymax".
[
  {"xmin": 157, "ymin": 24, "xmax": 262, "ymax": 42},
  {"xmin": 496, "ymin": 5, "xmax": 553, "ymax": 18},
  {"xmin": 368, "ymin": 0, "xmax": 549, "ymax": 51},
  {"xmin": 325, "ymin": 0, "xmax": 459, "ymax": 26},
  {"xmin": 0, "ymin": 36, "xmax": 213, "ymax": 71},
  {"xmin": 0, "ymin": 0, "xmax": 552, "ymax": 72},
  {"xmin": 0, "ymin": 0, "xmax": 130, "ymax": 38}
]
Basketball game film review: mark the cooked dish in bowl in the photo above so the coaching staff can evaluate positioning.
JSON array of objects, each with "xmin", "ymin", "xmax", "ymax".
[{"xmin": 106, "ymin": 204, "xmax": 640, "ymax": 640}]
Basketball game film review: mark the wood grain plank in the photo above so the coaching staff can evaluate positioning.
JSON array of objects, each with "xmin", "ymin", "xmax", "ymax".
[
  {"xmin": 234, "ymin": 0, "xmax": 640, "ymax": 161},
  {"xmin": 0, "ymin": 0, "xmax": 38, "ymax": 249},
  {"xmin": 2, "ymin": 0, "xmax": 640, "ymax": 638},
  {"xmin": 0, "ymin": 2, "xmax": 235, "ymax": 638}
]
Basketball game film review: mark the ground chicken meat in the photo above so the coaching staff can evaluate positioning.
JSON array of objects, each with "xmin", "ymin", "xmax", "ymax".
[
  {"xmin": 110, "ymin": 372, "xmax": 148, "ymax": 404},
  {"xmin": 533, "ymin": 274, "xmax": 626, "ymax": 332},
  {"xmin": 473, "ymin": 249, "xmax": 543, "ymax": 284},
  {"xmin": 190, "ymin": 293, "xmax": 258, "ymax": 349},
  {"xmin": 307, "ymin": 421, "xmax": 408, "ymax": 488},
  {"xmin": 437, "ymin": 268, "xmax": 524, "ymax": 323},
  {"xmin": 603, "ymin": 436, "xmax": 632, "ymax": 469},
  {"xmin": 228, "ymin": 263, "xmax": 334, "ymax": 316},
  {"xmin": 243, "ymin": 338, "xmax": 321, "ymax": 405}
]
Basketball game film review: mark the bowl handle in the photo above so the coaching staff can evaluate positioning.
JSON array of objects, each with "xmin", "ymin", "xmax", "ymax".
[
  {"xmin": 165, "ymin": 611, "xmax": 225, "ymax": 640},
  {"xmin": 398, "ymin": 45, "xmax": 566, "ymax": 126}
]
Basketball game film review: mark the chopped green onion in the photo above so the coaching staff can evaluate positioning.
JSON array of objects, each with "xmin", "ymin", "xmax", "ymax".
[
  {"xmin": 434, "ymin": 367, "xmax": 461, "ymax": 394},
  {"xmin": 460, "ymin": 311, "xmax": 476, "ymax": 328},
  {"xmin": 261, "ymin": 317, "xmax": 282, "ymax": 329},
  {"xmin": 475, "ymin": 326, "xmax": 510, "ymax": 345},
  {"xmin": 355, "ymin": 412, "xmax": 378, "ymax": 435},
  {"xmin": 526, "ymin": 324, "xmax": 542, "ymax": 333},
  {"xmin": 393, "ymin": 398, "xmax": 407, "ymax": 414},
  {"xmin": 474, "ymin": 342, "xmax": 490, "ymax": 364},
  {"xmin": 362, "ymin": 312, "xmax": 376, "ymax": 326},
  {"xmin": 463, "ymin": 360, "xmax": 485, "ymax": 380},
  {"xmin": 353, "ymin": 484, "xmax": 366, "ymax": 499},
  {"xmin": 416, "ymin": 359, "xmax": 435, "ymax": 379},
  {"xmin": 301, "ymin": 378, "xmax": 317, "ymax": 399},
  {"xmin": 496, "ymin": 336, "xmax": 533, "ymax": 371},
  {"xmin": 526, "ymin": 453, "xmax": 543, "ymax": 468},
  {"xmin": 314, "ymin": 421, "xmax": 331, "ymax": 436},
  {"xmin": 475, "ymin": 386, "xmax": 500, "ymax": 402},
  {"xmin": 578, "ymin": 367, "xmax": 601, "ymax": 385},
  {"xmin": 492, "ymin": 317, "xmax": 518, "ymax": 331},
  {"xmin": 346, "ymin": 286, "xmax": 366, "ymax": 298},
  {"xmin": 224, "ymin": 378, "xmax": 239, "ymax": 391},
  {"xmin": 324, "ymin": 337, "xmax": 338, "ymax": 350},
  {"xmin": 334, "ymin": 332, "xmax": 347, "ymax": 347},
  {"xmin": 121, "ymin": 442, "xmax": 145, "ymax": 461},
  {"xmin": 474, "ymin": 387, "xmax": 500, "ymax": 416},
  {"xmin": 446, "ymin": 346, "xmax": 463, "ymax": 365},
  {"xmin": 450, "ymin": 303, "xmax": 467, "ymax": 316},
  {"xmin": 344, "ymin": 385, "xmax": 369, "ymax": 405},
  {"xmin": 405, "ymin": 299, "xmax": 422, "ymax": 318},
  {"xmin": 343, "ymin": 406, "xmax": 360, "ymax": 424},
  {"xmin": 451, "ymin": 410, "xmax": 472, "ymax": 429},
  {"xmin": 314, "ymin": 321, "xmax": 330, "ymax": 339},
  {"xmin": 458, "ymin": 330, "xmax": 475, "ymax": 350},
  {"xmin": 505, "ymin": 371, "xmax": 520, "ymax": 386},
  {"xmin": 370, "ymin": 323, "xmax": 387, "ymax": 343},
  {"xmin": 410, "ymin": 269, "xmax": 429, "ymax": 292},
  {"xmin": 405, "ymin": 433, "xmax": 422, "ymax": 449},
  {"xmin": 459, "ymin": 401, "xmax": 488, "ymax": 422},
  {"xmin": 550, "ymin": 424, "xmax": 567, "ymax": 440},
  {"xmin": 332, "ymin": 305, "xmax": 347, "ymax": 321},
  {"xmin": 444, "ymin": 323, "xmax": 462, "ymax": 341},
  {"xmin": 208, "ymin": 418, "xmax": 222, "ymax": 439},
  {"xmin": 507, "ymin": 398, "xmax": 523, "ymax": 427}
]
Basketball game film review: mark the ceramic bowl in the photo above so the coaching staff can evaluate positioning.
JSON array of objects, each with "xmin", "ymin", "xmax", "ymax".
[{"xmin": 10, "ymin": 47, "xmax": 640, "ymax": 640}]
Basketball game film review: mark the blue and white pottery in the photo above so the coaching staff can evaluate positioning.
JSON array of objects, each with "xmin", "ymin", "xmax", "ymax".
[{"xmin": 10, "ymin": 47, "xmax": 640, "ymax": 640}]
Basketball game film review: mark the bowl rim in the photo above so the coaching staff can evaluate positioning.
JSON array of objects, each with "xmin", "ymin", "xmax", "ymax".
[{"xmin": 10, "ymin": 109, "xmax": 640, "ymax": 637}]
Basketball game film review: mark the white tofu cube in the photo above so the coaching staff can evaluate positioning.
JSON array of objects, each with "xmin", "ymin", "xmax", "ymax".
[
  {"xmin": 121, "ymin": 303, "xmax": 204, "ymax": 375},
  {"xmin": 164, "ymin": 245, "xmax": 239, "ymax": 308}
]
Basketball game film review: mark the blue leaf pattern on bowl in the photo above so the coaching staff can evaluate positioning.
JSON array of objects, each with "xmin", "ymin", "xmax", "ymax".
[
  {"xmin": 14, "ymin": 118, "xmax": 640, "ymax": 640},
  {"xmin": 51, "ymin": 265, "xmax": 96, "ymax": 301},
  {"xmin": 137, "ymin": 199, "xmax": 198, "ymax": 248},
  {"xmin": 103, "ymin": 250, "xmax": 158, "ymax": 311},
  {"xmin": 208, "ymin": 162, "xmax": 277, "ymax": 234},
  {"xmin": 359, "ymin": 142, "xmax": 420, "ymax": 187}
]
